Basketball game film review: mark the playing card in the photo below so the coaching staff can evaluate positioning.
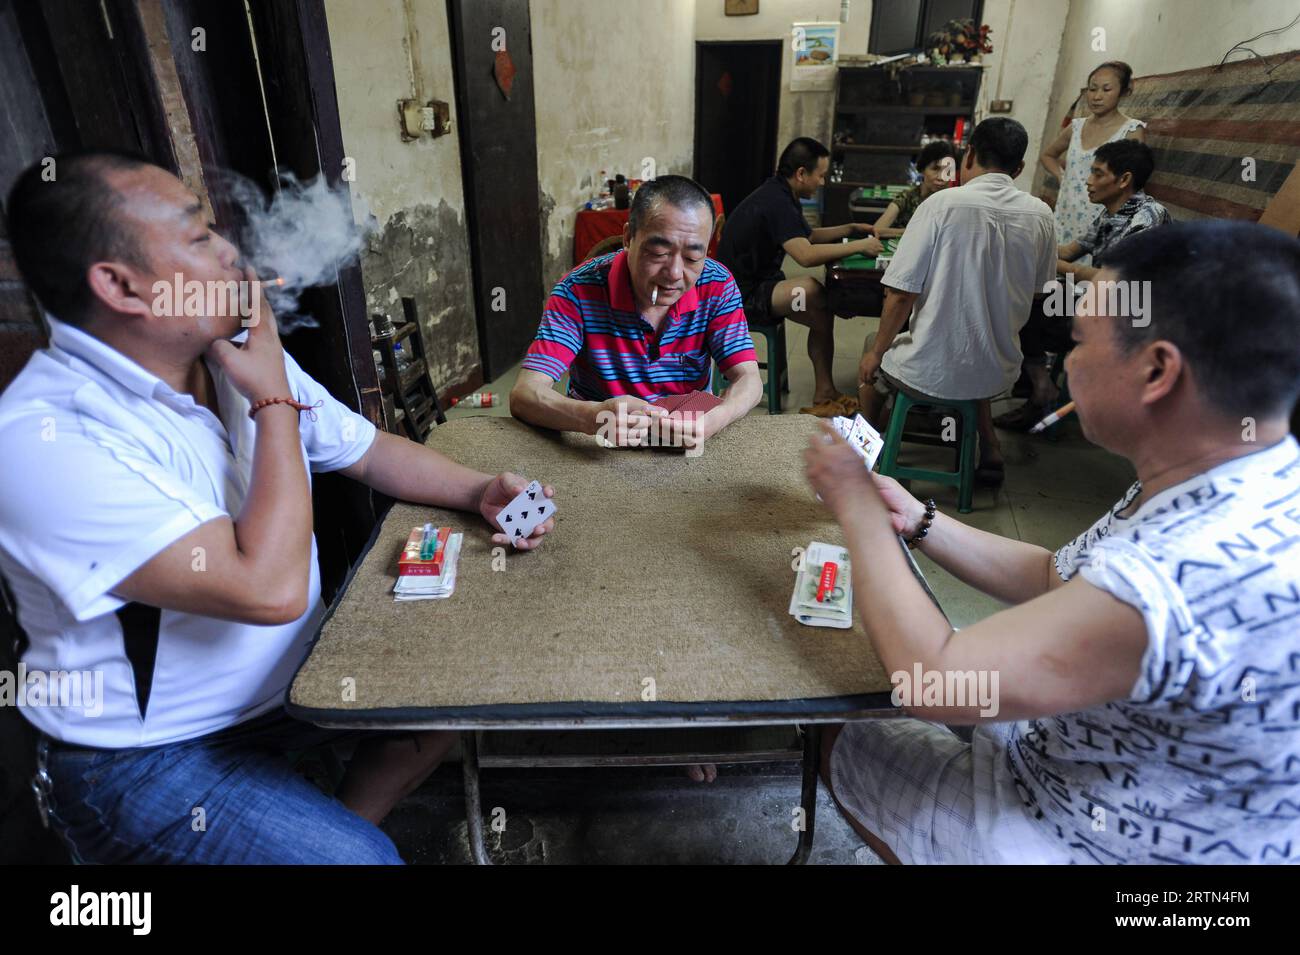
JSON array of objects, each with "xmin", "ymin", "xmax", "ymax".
[
  {"xmin": 845, "ymin": 414, "xmax": 884, "ymax": 470},
  {"xmin": 653, "ymin": 393, "xmax": 687, "ymax": 413},
  {"xmin": 669, "ymin": 390, "xmax": 723, "ymax": 415},
  {"xmin": 495, "ymin": 479, "xmax": 554, "ymax": 546}
]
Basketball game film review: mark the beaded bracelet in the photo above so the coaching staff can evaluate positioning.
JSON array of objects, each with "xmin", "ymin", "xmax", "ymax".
[
  {"xmin": 248, "ymin": 396, "xmax": 323, "ymax": 421},
  {"xmin": 906, "ymin": 498, "xmax": 937, "ymax": 549}
]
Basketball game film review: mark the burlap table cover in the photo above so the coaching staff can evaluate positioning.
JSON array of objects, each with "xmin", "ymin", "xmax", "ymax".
[{"xmin": 289, "ymin": 415, "xmax": 896, "ymax": 719}]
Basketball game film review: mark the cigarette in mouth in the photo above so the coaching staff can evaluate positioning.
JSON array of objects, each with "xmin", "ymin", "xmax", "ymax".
[{"xmin": 650, "ymin": 286, "xmax": 658, "ymax": 306}]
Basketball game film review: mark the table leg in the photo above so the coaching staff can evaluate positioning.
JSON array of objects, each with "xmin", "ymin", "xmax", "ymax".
[
  {"xmin": 461, "ymin": 730, "xmax": 493, "ymax": 865},
  {"xmin": 787, "ymin": 723, "xmax": 821, "ymax": 865}
]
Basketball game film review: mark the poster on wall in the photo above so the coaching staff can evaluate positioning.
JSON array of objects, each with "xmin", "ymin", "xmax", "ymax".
[{"xmin": 789, "ymin": 21, "xmax": 839, "ymax": 91}]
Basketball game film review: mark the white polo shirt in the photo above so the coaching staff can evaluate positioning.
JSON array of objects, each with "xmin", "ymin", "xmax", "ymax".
[
  {"xmin": 0, "ymin": 318, "xmax": 376, "ymax": 748},
  {"xmin": 880, "ymin": 172, "xmax": 1057, "ymax": 401}
]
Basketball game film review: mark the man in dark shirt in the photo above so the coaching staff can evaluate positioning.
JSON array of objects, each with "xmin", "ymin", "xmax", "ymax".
[{"xmin": 717, "ymin": 137, "xmax": 881, "ymax": 417}]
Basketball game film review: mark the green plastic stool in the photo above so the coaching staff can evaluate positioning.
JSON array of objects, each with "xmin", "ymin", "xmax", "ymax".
[
  {"xmin": 877, "ymin": 391, "xmax": 978, "ymax": 513},
  {"xmin": 714, "ymin": 322, "xmax": 789, "ymax": 413}
]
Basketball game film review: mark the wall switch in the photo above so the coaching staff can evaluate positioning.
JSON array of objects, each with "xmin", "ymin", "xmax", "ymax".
[{"xmin": 990, "ymin": 99, "xmax": 1013, "ymax": 113}]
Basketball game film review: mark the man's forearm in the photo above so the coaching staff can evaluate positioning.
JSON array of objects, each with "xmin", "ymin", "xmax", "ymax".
[
  {"xmin": 838, "ymin": 502, "xmax": 953, "ymax": 676},
  {"xmin": 512, "ymin": 384, "xmax": 601, "ymax": 434},
  {"xmin": 710, "ymin": 367, "xmax": 763, "ymax": 429},
  {"xmin": 915, "ymin": 512, "xmax": 1059, "ymax": 603},
  {"xmin": 870, "ymin": 291, "xmax": 915, "ymax": 356},
  {"xmin": 350, "ymin": 430, "xmax": 493, "ymax": 511},
  {"xmin": 235, "ymin": 406, "xmax": 314, "ymax": 582},
  {"xmin": 809, "ymin": 224, "xmax": 853, "ymax": 243}
]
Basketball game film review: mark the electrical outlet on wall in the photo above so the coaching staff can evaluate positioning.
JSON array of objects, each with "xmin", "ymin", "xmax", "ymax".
[
  {"xmin": 990, "ymin": 99, "xmax": 1013, "ymax": 113},
  {"xmin": 398, "ymin": 98, "xmax": 453, "ymax": 140}
]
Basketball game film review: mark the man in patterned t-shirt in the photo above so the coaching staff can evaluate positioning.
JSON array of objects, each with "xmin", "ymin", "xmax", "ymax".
[{"xmin": 806, "ymin": 220, "xmax": 1300, "ymax": 864}]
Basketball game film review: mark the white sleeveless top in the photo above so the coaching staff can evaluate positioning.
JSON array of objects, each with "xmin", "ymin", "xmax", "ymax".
[{"xmin": 1054, "ymin": 115, "xmax": 1147, "ymax": 259}]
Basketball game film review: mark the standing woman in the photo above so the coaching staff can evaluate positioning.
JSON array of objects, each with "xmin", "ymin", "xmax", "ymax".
[{"xmin": 1040, "ymin": 62, "xmax": 1147, "ymax": 261}]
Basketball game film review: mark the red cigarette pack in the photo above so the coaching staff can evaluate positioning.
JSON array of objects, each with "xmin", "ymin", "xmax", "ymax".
[{"xmin": 398, "ymin": 526, "xmax": 451, "ymax": 576}]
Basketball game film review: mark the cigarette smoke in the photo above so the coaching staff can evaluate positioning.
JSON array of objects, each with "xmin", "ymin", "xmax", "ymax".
[{"xmin": 216, "ymin": 170, "xmax": 374, "ymax": 334}]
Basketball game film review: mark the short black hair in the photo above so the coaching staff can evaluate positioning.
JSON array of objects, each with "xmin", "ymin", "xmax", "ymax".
[
  {"xmin": 966, "ymin": 117, "xmax": 1028, "ymax": 174},
  {"xmin": 628, "ymin": 175, "xmax": 715, "ymax": 236},
  {"xmin": 1094, "ymin": 139, "xmax": 1156, "ymax": 191},
  {"xmin": 1088, "ymin": 61, "xmax": 1134, "ymax": 94},
  {"xmin": 777, "ymin": 137, "xmax": 830, "ymax": 178},
  {"xmin": 5, "ymin": 150, "xmax": 153, "ymax": 325},
  {"xmin": 1104, "ymin": 221, "xmax": 1300, "ymax": 419},
  {"xmin": 917, "ymin": 140, "xmax": 957, "ymax": 170}
]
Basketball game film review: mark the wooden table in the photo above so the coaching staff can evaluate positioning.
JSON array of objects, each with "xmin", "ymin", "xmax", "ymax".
[
  {"xmin": 825, "ymin": 245, "xmax": 897, "ymax": 319},
  {"xmin": 289, "ymin": 416, "xmax": 941, "ymax": 863}
]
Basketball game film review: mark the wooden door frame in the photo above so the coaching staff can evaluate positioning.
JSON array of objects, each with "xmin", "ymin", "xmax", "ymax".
[{"xmin": 692, "ymin": 39, "xmax": 783, "ymax": 207}]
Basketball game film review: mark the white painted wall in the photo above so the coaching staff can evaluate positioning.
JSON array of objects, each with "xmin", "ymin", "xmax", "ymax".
[
  {"xmin": 979, "ymin": 0, "xmax": 1070, "ymax": 191},
  {"xmin": 695, "ymin": 0, "xmax": 864, "ymax": 163},
  {"xmin": 1043, "ymin": 0, "xmax": 1300, "ymax": 182},
  {"xmin": 531, "ymin": 0, "xmax": 698, "ymax": 286}
]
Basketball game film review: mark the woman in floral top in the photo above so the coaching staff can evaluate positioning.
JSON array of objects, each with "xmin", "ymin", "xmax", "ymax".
[
  {"xmin": 1040, "ymin": 61, "xmax": 1146, "ymax": 264},
  {"xmin": 871, "ymin": 141, "xmax": 957, "ymax": 238}
]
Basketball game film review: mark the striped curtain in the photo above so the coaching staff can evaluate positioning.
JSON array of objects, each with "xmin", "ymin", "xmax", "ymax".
[{"xmin": 1128, "ymin": 51, "xmax": 1300, "ymax": 222}]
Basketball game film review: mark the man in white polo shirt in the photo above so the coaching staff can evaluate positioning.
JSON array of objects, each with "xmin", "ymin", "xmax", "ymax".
[
  {"xmin": 857, "ymin": 118, "xmax": 1057, "ymax": 483},
  {"xmin": 0, "ymin": 152, "xmax": 556, "ymax": 864}
]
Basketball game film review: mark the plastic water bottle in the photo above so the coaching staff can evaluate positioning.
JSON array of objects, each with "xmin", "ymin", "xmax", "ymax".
[{"xmin": 454, "ymin": 391, "xmax": 495, "ymax": 408}]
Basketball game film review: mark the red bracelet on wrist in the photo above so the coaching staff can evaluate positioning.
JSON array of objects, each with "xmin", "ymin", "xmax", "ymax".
[{"xmin": 248, "ymin": 396, "xmax": 323, "ymax": 421}]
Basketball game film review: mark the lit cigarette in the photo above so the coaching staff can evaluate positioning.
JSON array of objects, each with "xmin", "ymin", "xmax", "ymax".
[
  {"xmin": 1029, "ymin": 400, "xmax": 1076, "ymax": 434},
  {"xmin": 267, "ymin": 277, "xmax": 286, "ymax": 287},
  {"xmin": 650, "ymin": 286, "xmax": 658, "ymax": 306}
]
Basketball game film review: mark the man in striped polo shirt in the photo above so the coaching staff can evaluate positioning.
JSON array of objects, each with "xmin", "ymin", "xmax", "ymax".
[{"xmin": 511, "ymin": 176, "xmax": 762, "ymax": 450}]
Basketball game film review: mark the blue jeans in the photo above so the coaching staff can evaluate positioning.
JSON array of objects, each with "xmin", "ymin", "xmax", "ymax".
[{"xmin": 43, "ymin": 709, "xmax": 404, "ymax": 864}]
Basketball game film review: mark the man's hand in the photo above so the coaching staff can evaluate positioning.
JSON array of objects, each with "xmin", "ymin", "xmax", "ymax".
[
  {"xmin": 858, "ymin": 349, "xmax": 882, "ymax": 388},
  {"xmin": 868, "ymin": 472, "xmax": 928, "ymax": 537},
  {"xmin": 849, "ymin": 223, "xmax": 876, "ymax": 237},
  {"xmin": 662, "ymin": 408, "xmax": 720, "ymax": 448},
  {"xmin": 857, "ymin": 236, "xmax": 884, "ymax": 257},
  {"xmin": 804, "ymin": 422, "xmax": 877, "ymax": 517},
  {"xmin": 205, "ymin": 267, "xmax": 290, "ymax": 402},
  {"xmin": 594, "ymin": 396, "xmax": 666, "ymax": 446},
  {"xmin": 478, "ymin": 472, "xmax": 556, "ymax": 551}
]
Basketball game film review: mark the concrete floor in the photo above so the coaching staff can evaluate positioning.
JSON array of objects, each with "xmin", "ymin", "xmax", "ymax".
[{"xmin": 393, "ymin": 256, "xmax": 1136, "ymax": 865}]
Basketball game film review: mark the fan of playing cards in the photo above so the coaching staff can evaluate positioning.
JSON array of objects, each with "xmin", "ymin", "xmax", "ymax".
[
  {"xmin": 788, "ymin": 541, "xmax": 853, "ymax": 629},
  {"xmin": 831, "ymin": 413, "xmax": 884, "ymax": 470}
]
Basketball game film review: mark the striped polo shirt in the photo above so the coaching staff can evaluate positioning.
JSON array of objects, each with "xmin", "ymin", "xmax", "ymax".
[{"xmin": 521, "ymin": 250, "xmax": 757, "ymax": 402}]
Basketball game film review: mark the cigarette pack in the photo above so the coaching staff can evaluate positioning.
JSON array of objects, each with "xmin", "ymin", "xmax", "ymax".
[{"xmin": 398, "ymin": 526, "xmax": 451, "ymax": 576}]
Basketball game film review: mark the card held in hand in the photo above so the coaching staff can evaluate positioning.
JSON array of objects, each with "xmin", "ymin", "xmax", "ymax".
[{"xmin": 494, "ymin": 479, "xmax": 554, "ymax": 546}]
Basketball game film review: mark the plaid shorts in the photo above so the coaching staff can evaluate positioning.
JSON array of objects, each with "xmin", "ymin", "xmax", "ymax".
[{"xmin": 830, "ymin": 718, "xmax": 1072, "ymax": 864}]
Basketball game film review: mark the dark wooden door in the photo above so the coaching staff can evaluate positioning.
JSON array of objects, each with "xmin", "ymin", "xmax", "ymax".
[
  {"xmin": 448, "ymin": 0, "xmax": 544, "ymax": 382},
  {"xmin": 694, "ymin": 41, "xmax": 781, "ymax": 217}
]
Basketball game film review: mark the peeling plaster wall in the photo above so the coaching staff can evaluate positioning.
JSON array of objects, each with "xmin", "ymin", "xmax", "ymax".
[
  {"xmin": 531, "ymin": 0, "xmax": 697, "ymax": 288},
  {"xmin": 325, "ymin": 0, "xmax": 480, "ymax": 395}
]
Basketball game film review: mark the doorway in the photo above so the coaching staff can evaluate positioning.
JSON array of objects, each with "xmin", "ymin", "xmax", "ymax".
[{"xmin": 693, "ymin": 41, "xmax": 782, "ymax": 216}]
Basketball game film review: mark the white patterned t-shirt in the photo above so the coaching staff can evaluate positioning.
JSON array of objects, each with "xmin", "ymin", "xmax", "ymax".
[{"xmin": 1003, "ymin": 436, "xmax": 1300, "ymax": 864}]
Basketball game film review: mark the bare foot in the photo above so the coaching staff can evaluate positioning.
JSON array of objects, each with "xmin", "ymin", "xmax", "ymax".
[{"xmin": 685, "ymin": 763, "xmax": 718, "ymax": 783}]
